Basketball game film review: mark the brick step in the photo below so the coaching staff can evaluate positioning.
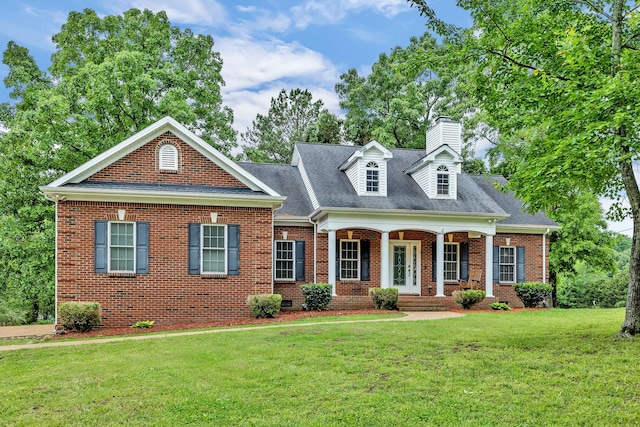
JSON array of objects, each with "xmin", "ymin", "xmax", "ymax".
[
  {"xmin": 398, "ymin": 305, "xmax": 448, "ymax": 312},
  {"xmin": 397, "ymin": 296, "xmax": 449, "ymax": 312}
]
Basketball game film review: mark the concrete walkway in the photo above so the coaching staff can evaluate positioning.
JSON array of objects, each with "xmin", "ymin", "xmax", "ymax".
[{"xmin": 0, "ymin": 311, "xmax": 464, "ymax": 352}]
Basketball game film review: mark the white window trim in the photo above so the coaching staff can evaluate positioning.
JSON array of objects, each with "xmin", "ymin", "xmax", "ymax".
[
  {"xmin": 201, "ymin": 224, "xmax": 228, "ymax": 275},
  {"xmin": 159, "ymin": 144, "xmax": 178, "ymax": 171},
  {"xmin": 443, "ymin": 242, "xmax": 459, "ymax": 282},
  {"xmin": 436, "ymin": 165, "xmax": 450, "ymax": 198},
  {"xmin": 340, "ymin": 239, "xmax": 360, "ymax": 281},
  {"xmin": 274, "ymin": 240, "xmax": 296, "ymax": 281},
  {"xmin": 108, "ymin": 221, "xmax": 136, "ymax": 273},
  {"xmin": 365, "ymin": 162, "xmax": 380, "ymax": 194},
  {"xmin": 499, "ymin": 246, "xmax": 516, "ymax": 284}
]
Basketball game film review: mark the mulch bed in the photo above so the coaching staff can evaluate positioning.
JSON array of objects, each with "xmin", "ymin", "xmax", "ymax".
[{"xmin": 51, "ymin": 309, "xmax": 391, "ymax": 339}]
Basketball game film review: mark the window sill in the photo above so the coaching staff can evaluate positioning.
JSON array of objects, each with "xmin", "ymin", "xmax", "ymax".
[
  {"xmin": 159, "ymin": 169, "xmax": 178, "ymax": 174},
  {"xmin": 274, "ymin": 279, "xmax": 296, "ymax": 284},
  {"xmin": 201, "ymin": 273, "xmax": 227, "ymax": 279},
  {"xmin": 108, "ymin": 272, "xmax": 136, "ymax": 278},
  {"xmin": 499, "ymin": 283, "xmax": 515, "ymax": 286}
]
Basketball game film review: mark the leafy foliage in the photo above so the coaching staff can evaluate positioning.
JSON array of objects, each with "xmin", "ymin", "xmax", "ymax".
[
  {"xmin": 0, "ymin": 300, "xmax": 28, "ymax": 326},
  {"xmin": 514, "ymin": 282, "xmax": 552, "ymax": 308},
  {"xmin": 558, "ymin": 263, "xmax": 628, "ymax": 309},
  {"xmin": 131, "ymin": 320, "xmax": 155, "ymax": 329},
  {"xmin": 300, "ymin": 283, "xmax": 332, "ymax": 311},
  {"xmin": 369, "ymin": 288, "xmax": 399, "ymax": 310},
  {"xmin": 242, "ymin": 89, "xmax": 340, "ymax": 163},
  {"xmin": 490, "ymin": 302, "xmax": 511, "ymax": 311},
  {"xmin": 246, "ymin": 294, "xmax": 283, "ymax": 319},
  {"xmin": 452, "ymin": 289, "xmax": 486, "ymax": 309},
  {"xmin": 59, "ymin": 302, "xmax": 101, "ymax": 332}
]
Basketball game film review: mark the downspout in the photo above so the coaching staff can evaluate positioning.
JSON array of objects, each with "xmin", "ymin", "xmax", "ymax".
[
  {"xmin": 543, "ymin": 228, "xmax": 549, "ymax": 284},
  {"xmin": 308, "ymin": 217, "xmax": 317, "ymax": 283}
]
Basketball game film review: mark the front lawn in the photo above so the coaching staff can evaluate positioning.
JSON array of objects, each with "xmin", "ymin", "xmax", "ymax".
[{"xmin": 1, "ymin": 309, "xmax": 637, "ymax": 426}]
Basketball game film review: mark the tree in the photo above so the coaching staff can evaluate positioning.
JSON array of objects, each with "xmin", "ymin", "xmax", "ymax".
[
  {"xmin": 241, "ymin": 88, "xmax": 340, "ymax": 164},
  {"xmin": 409, "ymin": 0, "xmax": 640, "ymax": 336},
  {"xmin": 0, "ymin": 8, "xmax": 235, "ymax": 321},
  {"xmin": 335, "ymin": 33, "xmax": 457, "ymax": 148},
  {"xmin": 547, "ymin": 193, "xmax": 615, "ymax": 307}
]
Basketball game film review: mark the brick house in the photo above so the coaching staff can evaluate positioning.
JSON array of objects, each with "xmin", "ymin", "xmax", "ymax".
[{"xmin": 40, "ymin": 116, "xmax": 558, "ymax": 327}]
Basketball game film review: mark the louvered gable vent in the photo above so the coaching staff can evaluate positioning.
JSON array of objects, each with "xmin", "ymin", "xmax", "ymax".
[{"xmin": 159, "ymin": 144, "xmax": 178, "ymax": 171}]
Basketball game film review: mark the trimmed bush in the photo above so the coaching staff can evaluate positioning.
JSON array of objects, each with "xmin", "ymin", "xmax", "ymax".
[
  {"xmin": 301, "ymin": 283, "xmax": 332, "ymax": 311},
  {"xmin": 490, "ymin": 302, "xmax": 511, "ymax": 311},
  {"xmin": 514, "ymin": 282, "xmax": 552, "ymax": 308},
  {"xmin": 453, "ymin": 290, "xmax": 486, "ymax": 310},
  {"xmin": 246, "ymin": 294, "xmax": 283, "ymax": 318},
  {"xmin": 369, "ymin": 288, "xmax": 399, "ymax": 310},
  {"xmin": 59, "ymin": 302, "xmax": 101, "ymax": 332},
  {"xmin": 131, "ymin": 320, "xmax": 155, "ymax": 329}
]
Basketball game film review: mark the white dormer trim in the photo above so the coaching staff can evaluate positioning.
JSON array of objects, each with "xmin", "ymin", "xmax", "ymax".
[
  {"xmin": 339, "ymin": 141, "xmax": 393, "ymax": 197},
  {"xmin": 406, "ymin": 144, "xmax": 463, "ymax": 200}
]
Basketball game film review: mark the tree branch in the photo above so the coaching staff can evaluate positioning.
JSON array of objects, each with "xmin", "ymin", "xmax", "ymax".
[{"xmin": 486, "ymin": 49, "xmax": 571, "ymax": 82}]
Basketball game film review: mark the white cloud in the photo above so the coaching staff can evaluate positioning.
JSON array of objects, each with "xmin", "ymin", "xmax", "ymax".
[
  {"xmin": 217, "ymin": 37, "xmax": 338, "ymax": 92},
  {"xmin": 291, "ymin": 0, "xmax": 409, "ymax": 29},
  {"xmin": 106, "ymin": 0, "xmax": 227, "ymax": 26}
]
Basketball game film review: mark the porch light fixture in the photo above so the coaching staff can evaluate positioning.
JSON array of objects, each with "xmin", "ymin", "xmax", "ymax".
[
  {"xmin": 118, "ymin": 209, "xmax": 126, "ymax": 221},
  {"xmin": 210, "ymin": 212, "xmax": 218, "ymax": 223}
]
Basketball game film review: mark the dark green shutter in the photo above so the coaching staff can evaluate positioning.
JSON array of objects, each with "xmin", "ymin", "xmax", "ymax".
[
  {"xmin": 360, "ymin": 239, "xmax": 370, "ymax": 281},
  {"xmin": 188, "ymin": 223, "xmax": 200, "ymax": 275},
  {"xmin": 460, "ymin": 242, "xmax": 469, "ymax": 281},
  {"xmin": 228, "ymin": 224, "xmax": 240, "ymax": 276},
  {"xmin": 516, "ymin": 246, "xmax": 525, "ymax": 282},
  {"xmin": 493, "ymin": 246, "xmax": 500, "ymax": 283},
  {"xmin": 136, "ymin": 222, "xmax": 149, "ymax": 274},
  {"xmin": 94, "ymin": 220, "xmax": 108, "ymax": 274},
  {"xmin": 431, "ymin": 241, "xmax": 437, "ymax": 282},
  {"xmin": 295, "ymin": 240, "xmax": 305, "ymax": 281}
]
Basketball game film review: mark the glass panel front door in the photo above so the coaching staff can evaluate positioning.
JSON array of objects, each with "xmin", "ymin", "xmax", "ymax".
[{"xmin": 390, "ymin": 242, "xmax": 420, "ymax": 294}]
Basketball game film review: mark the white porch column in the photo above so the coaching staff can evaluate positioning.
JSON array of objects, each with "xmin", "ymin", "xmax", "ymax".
[
  {"xmin": 436, "ymin": 232, "xmax": 445, "ymax": 297},
  {"xmin": 485, "ymin": 234, "xmax": 494, "ymax": 297},
  {"xmin": 380, "ymin": 231, "xmax": 389, "ymax": 288},
  {"xmin": 328, "ymin": 230, "xmax": 337, "ymax": 295}
]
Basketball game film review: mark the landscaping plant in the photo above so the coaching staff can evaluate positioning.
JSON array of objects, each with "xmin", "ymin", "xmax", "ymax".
[
  {"xmin": 514, "ymin": 282, "xmax": 552, "ymax": 308},
  {"xmin": 369, "ymin": 288, "xmax": 399, "ymax": 310},
  {"xmin": 300, "ymin": 283, "xmax": 332, "ymax": 311},
  {"xmin": 453, "ymin": 290, "xmax": 486, "ymax": 309},
  {"xmin": 58, "ymin": 302, "xmax": 101, "ymax": 332},
  {"xmin": 246, "ymin": 294, "xmax": 283, "ymax": 318}
]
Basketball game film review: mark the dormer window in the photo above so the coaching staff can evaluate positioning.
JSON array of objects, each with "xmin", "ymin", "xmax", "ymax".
[
  {"xmin": 366, "ymin": 162, "xmax": 379, "ymax": 193},
  {"xmin": 437, "ymin": 166, "xmax": 449, "ymax": 196},
  {"xmin": 159, "ymin": 144, "xmax": 178, "ymax": 171}
]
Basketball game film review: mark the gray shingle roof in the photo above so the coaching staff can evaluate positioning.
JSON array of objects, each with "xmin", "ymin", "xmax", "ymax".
[
  {"xmin": 468, "ymin": 175, "xmax": 558, "ymax": 227},
  {"xmin": 239, "ymin": 162, "xmax": 314, "ymax": 217},
  {"xmin": 294, "ymin": 143, "xmax": 507, "ymax": 215}
]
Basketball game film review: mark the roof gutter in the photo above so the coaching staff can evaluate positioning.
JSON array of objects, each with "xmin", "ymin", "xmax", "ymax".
[{"xmin": 309, "ymin": 206, "xmax": 510, "ymax": 222}]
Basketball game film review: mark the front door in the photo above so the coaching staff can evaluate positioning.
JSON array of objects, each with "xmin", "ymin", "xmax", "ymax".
[{"xmin": 390, "ymin": 241, "xmax": 420, "ymax": 294}]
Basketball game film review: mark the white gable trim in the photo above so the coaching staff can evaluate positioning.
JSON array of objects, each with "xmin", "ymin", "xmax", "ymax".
[
  {"xmin": 46, "ymin": 116, "xmax": 281, "ymax": 197},
  {"xmin": 339, "ymin": 140, "xmax": 393, "ymax": 171},
  {"xmin": 405, "ymin": 145, "xmax": 463, "ymax": 175}
]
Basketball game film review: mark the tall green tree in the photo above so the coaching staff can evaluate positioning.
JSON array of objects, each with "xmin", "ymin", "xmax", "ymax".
[
  {"xmin": 0, "ymin": 8, "xmax": 235, "ymax": 321},
  {"xmin": 241, "ymin": 88, "xmax": 341, "ymax": 164},
  {"xmin": 409, "ymin": 0, "xmax": 640, "ymax": 337},
  {"xmin": 335, "ymin": 33, "xmax": 457, "ymax": 148}
]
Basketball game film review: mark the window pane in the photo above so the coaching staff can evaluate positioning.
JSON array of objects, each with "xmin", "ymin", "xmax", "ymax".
[
  {"xmin": 340, "ymin": 241, "xmax": 359, "ymax": 280},
  {"xmin": 109, "ymin": 222, "xmax": 134, "ymax": 272},
  {"xmin": 443, "ymin": 243, "xmax": 458, "ymax": 281},
  {"xmin": 366, "ymin": 169, "xmax": 379, "ymax": 192},
  {"xmin": 203, "ymin": 249, "xmax": 225, "ymax": 273},
  {"xmin": 275, "ymin": 241, "xmax": 294, "ymax": 280},
  {"xmin": 202, "ymin": 225, "xmax": 225, "ymax": 273},
  {"xmin": 437, "ymin": 173, "xmax": 449, "ymax": 195},
  {"xmin": 499, "ymin": 247, "xmax": 515, "ymax": 282}
]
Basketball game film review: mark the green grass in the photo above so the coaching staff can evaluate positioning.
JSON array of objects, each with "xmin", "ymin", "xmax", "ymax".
[{"xmin": 1, "ymin": 309, "xmax": 638, "ymax": 426}]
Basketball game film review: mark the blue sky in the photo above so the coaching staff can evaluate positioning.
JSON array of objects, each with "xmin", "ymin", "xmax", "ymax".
[{"xmin": 0, "ymin": 0, "xmax": 470, "ymax": 134}]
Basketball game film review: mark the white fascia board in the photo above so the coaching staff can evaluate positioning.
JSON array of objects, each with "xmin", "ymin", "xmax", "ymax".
[
  {"xmin": 46, "ymin": 116, "xmax": 282, "ymax": 198},
  {"xmin": 40, "ymin": 185, "xmax": 285, "ymax": 209},
  {"xmin": 339, "ymin": 140, "xmax": 393, "ymax": 171},
  {"xmin": 310, "ymin": 206, "xmax": 509, "ymax": 221},
  {"xmin": 274, "ymin": 216, "xmax": 314, "ymax": 227},
  {"xmin": 425, "ymin": 145, "xmax": 463, "ymax": 163},
  {"xmin": 497, "ymin": 224, "xmax": 561, "ymax": 234}
]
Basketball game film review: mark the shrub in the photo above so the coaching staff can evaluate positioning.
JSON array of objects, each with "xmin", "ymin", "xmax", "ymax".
[
  {"xmin": 453, "ymin": 290, "xmax": 486, "ymax": 309},
  {"xmin": 0, "ymin": 301, "xmax": 28, "ymax": 326},
  {"xmin": 301, "ymin": 283, "xmax": 332, "ymax": 311},
  {"xmin": 59, "ymin": 302, "xmax": 101, "ymax": 332},
  {"xmin": 514, "ymin": 282, "xmax": 552, "ymax": 308},
  {"xmin": 490, "ymin": 302, "xmax": 511, "ymax": 311},
  {"xmin": 615, "ymin": 300, "xmax": 626, "ymax": 308},
  {"xmin": 131, "ymin": 320, "xmax": 155, "ymax": 329},
  {"xmin": 369, "ymin": 288, "xmax": 399, "ymax": 310},
  {"xmin": 246, "ymin": 294, "xmax": 283, "ymax": 318}
]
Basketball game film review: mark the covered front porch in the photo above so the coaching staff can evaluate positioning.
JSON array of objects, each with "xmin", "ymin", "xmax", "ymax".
[{"xmin": 314, "ymin": 209, "xmax": 504, "ymax": 299}]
